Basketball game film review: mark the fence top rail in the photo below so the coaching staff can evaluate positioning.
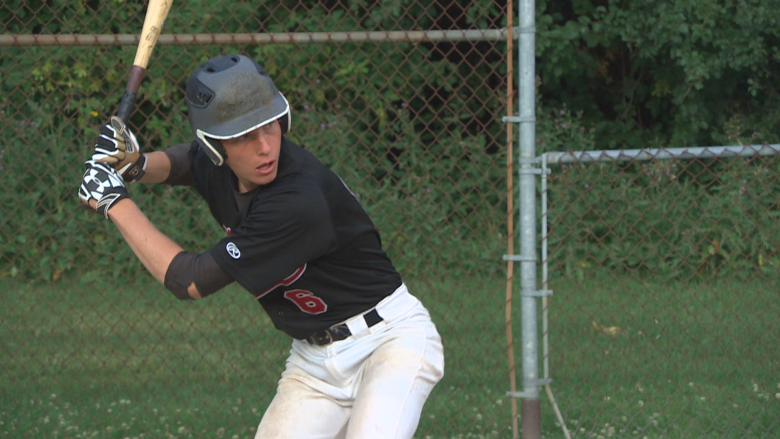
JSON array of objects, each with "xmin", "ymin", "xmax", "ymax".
[
  {"xmin": 543, "ymin": 144, "xmax": 780, "ymax": 165},
  {"xmin": 0, "ymin": 28, "xmax": 517, "ymax": 47}
]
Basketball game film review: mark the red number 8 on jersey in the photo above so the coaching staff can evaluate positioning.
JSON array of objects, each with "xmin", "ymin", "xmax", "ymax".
[{"xmin": 284, "ymin": 289, "xmax": 327, "ymax": 314}]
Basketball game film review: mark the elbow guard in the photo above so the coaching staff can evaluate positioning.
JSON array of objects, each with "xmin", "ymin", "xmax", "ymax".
[
  {"xmin": 164, "ymin": 251, "xmax": 234, "ymax": 300},
  {"xmin": 164, "ymin": 252, "xmax": 195, "ymax": 300}
]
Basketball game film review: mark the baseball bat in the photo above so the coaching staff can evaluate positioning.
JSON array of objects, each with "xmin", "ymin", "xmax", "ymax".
[{"xmin": 115, "ymin": 0, "xmax": 173, "ymax": 122}]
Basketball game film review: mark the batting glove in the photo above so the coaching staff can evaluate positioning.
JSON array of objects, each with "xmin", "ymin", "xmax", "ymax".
[
  {"xmin": 78, "ymin": 160, "xmax": 131, "ymax": 219},
  {"xmin": 92, "ymin": 116, "xmax": 147, "ymax": 182}
]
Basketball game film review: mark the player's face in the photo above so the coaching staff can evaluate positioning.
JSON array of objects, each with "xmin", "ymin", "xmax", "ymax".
[{"xmin": 222, "ymin": 120, "xmax": 283, "ymax": 192}]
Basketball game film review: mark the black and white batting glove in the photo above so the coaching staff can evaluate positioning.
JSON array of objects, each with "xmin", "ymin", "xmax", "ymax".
[
  {"xmin": 92, "ymin": 116, "xmax": 147, "ymax": 182},
  {"xmin": 78, "ymin": 160, "xmax": 131, "ymax": 219}
]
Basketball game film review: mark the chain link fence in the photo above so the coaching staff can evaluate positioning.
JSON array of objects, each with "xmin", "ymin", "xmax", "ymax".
[
  {"xmin": 2, "ymin": 1, "xmax": 779, "ymax": 439},
  {"xmin": 2, "ymin": 1, "xmax": 514, "ymax": 438},
  {"xmin": 541, "ymin": 147, "xmax": 780, "ymax": 438}
]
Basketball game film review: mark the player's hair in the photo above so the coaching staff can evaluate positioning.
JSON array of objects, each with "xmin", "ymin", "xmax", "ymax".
[{"xmin": 185, "ymin": 54, "xmax": 291, "ymax": 166}]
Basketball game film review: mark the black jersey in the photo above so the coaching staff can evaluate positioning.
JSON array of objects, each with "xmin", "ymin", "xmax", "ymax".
[{"xmin": 188, "ymin": 138, "xmax": 402, "ymax": 339}]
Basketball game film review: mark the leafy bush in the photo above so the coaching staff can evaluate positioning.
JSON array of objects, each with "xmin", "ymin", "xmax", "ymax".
[
  {"xmin": 536, "ymin": 0, "xmax": 780, "ymax": 149},
  {"xmin": 1, "ymin": 0, "xmax": 507, "ymax": 282},
  {"xmin": 545, "ymin": 140, "xmax": 780, "ymax": 281},
  {"xmin": 3, "ymin": 0, "xmax": 779, "ymax": 284}
]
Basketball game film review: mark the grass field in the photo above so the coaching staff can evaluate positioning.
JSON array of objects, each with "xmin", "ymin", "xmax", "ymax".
[
  {"xmin": 544, "ymin": 277, "xmax": 780, "ymax": 439},
  {"xmin": 1, "ymin": 275, "xmax": 778, "ymax": 438}
]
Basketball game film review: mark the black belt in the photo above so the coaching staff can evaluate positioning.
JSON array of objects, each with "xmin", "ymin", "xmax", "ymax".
[{"xmin": 305, "ymin": 309, "xmax": 383, "ymax": 346}]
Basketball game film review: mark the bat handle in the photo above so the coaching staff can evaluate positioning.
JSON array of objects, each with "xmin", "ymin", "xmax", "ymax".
[
  {"xmin": 116, "ymin": 90, "xmax": 137, "ymax": 122},
  {"xmin": 116, "ymin": 65, "xmax": 147, "ymax": 122}
]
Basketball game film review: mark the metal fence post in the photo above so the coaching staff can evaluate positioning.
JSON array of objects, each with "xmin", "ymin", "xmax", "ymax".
[
  {"xmin": 503, "ymin": 2, "xmax": 549, "ymax": 437},
  {"xmin": 517, "ymin": 0, "xmax": 541, "ymax": 437}
]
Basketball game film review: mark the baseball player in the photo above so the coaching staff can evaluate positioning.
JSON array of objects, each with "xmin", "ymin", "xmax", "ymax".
[{"xmin": 78, "ymin": 53, "xmax": 444, "ymax": 439}]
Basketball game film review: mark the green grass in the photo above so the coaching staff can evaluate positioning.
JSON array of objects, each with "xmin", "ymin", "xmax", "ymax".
[
  {"xmin": 1, "ymin": 274, "xmax": 778, "ymax": 438},
  {"xmin": 543, "ymin": 276, "xmax": 780, "ymax": 439}
]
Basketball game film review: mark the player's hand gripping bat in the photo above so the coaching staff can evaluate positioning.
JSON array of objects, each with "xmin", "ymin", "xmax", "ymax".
[
  {"xmin": 82, "ymin": 1, "xmax": 172, "ymax": 209},
  {"xmin": 102, "ymin": 0, "xmax": 172, "ymax": 181}
]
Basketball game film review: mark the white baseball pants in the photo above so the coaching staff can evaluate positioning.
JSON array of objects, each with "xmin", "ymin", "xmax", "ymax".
[{"xmin": 254, "ymin": 284, "xmax": 445, "ymax": 439}]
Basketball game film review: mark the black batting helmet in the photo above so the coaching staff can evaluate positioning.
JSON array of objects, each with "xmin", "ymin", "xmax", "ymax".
[{"xmin": 185, "ymin": 54, "xmax": 291, "ymax": 166}]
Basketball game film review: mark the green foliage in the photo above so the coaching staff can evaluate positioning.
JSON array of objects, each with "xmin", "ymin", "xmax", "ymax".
[
  {"xmin": 547, "ymin": 152, "xmax": 780, "ymax": 282},
  {"xmin": 536, "ymin": 0, "xmax": 780, "ymax": 149},
  {"xmin": 530, "ymin": 103, "xmax": 780, "ymax": 282},
  {"xmin": 1, "ymin": 0, "xmax": 506, "ymax": 282},
  {"xmin": 532, "ymin": 0, "xmax": 780, "ymax": 283},
  {"xmin": 3, "ymin": 0, "xmax": 779, "ymax": 284}
]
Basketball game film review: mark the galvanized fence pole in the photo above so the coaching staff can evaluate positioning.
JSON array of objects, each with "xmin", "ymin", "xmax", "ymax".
[{"xmin": 508, "ymin": 0, "xmax": 545, "ymax": 437}]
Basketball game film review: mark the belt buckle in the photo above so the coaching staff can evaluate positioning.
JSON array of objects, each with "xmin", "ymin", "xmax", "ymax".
[
  {"xmin": 308, "ymin": 330, "xmax": 333, "ymax": 346},
  {"xmin": 306, "ymin": 311, "xmax": 381, "ymax": 346},
  {"xmin": 318, "ymin": 330, "xmax": 333, "ymax": 346}
]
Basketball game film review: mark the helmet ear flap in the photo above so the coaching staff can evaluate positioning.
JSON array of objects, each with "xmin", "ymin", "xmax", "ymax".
[
  {"xmin": 197, "ymin": 133, "xmax": 227, "ymax": 166},
  {"xmin": 278, "ymin": 109, "xmax": 292, "ymax": 134},
  {"xmin": 204, "ymin": 140, "xmax": 226, "ymax": 166}
]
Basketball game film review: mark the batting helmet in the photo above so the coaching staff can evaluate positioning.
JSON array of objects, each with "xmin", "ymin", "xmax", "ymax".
[{"xmin": 185, "ymin": 54, "xmax": 291, "ymax": 166}]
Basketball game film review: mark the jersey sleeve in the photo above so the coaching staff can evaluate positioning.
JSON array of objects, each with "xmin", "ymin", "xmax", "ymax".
[
  {"xmin": 161, "ymin": 142, "xmax": 197, "ymax": 186},
  {"xmin": 207, "ymin": 181, "xmax": 337, "ymax": 295}
]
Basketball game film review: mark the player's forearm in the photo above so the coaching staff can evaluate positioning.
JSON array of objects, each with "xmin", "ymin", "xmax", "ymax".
[
  {"xmin": 107, "ymin": 198, "xmax": 183, "ymax": 284},
  {"xmin": 137, "ymin": 151, "xmax": 171, "ymax": 184}
]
